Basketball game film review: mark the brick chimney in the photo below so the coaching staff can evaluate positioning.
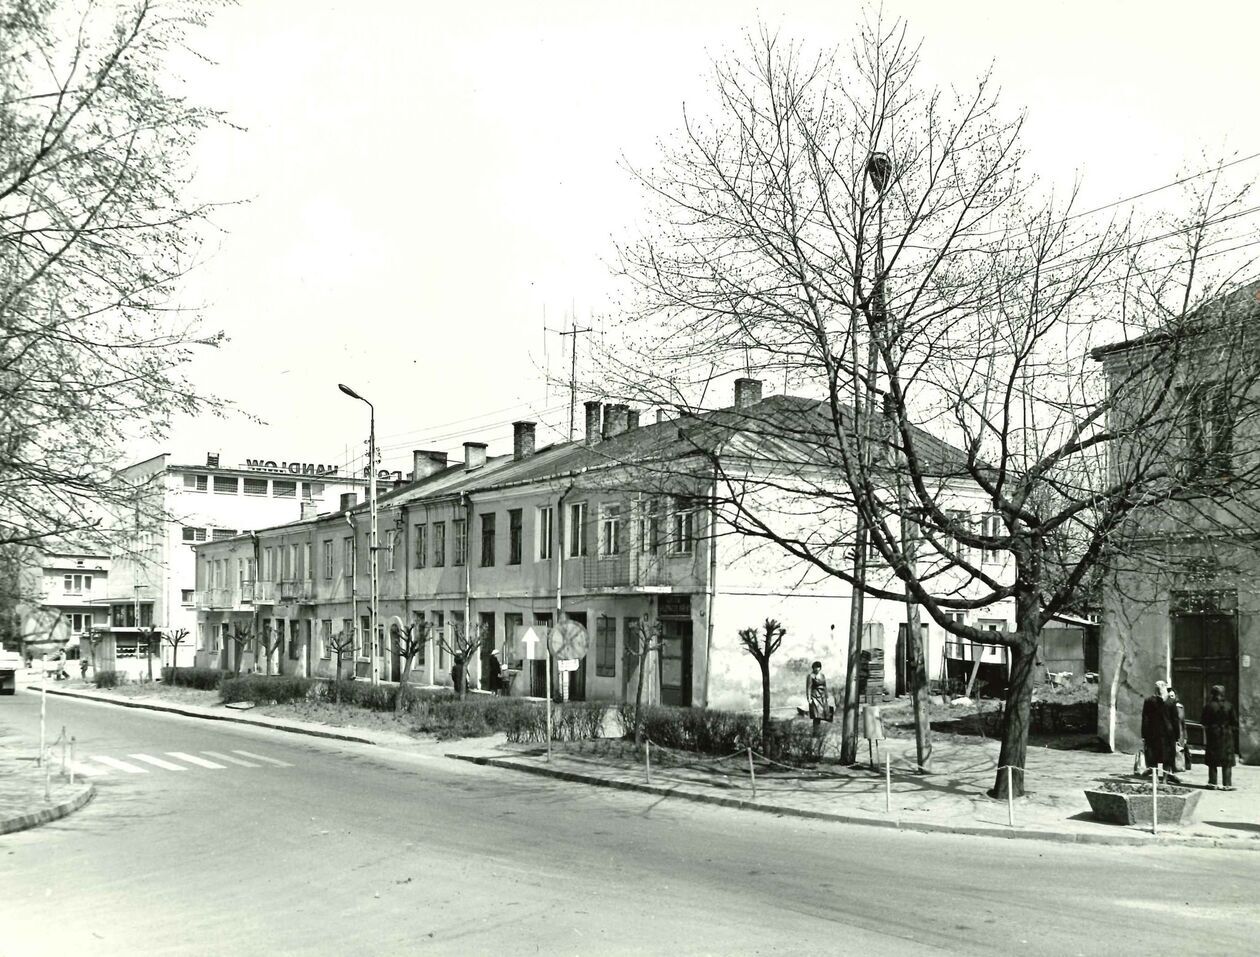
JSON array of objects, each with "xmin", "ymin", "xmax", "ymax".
[
  {"xmin": 734, "ymin": 377, "xmax": 763, "ymax": 409},
  {"xmin": 626, "ymin": 409, "xmax": 640, "ymax": 431},
  {"xmin": 206, "ymin": 452, "xmax": 219, "ymax": 468},
  {"xmin": 513, "ymin": 421, "xmax": 536, "ymax": 460},
  {"xmin": 300, "ymin": 501, "xmax": 318, "ymax": 520},
  {"xmin": 604, "ymin": 404, "xmax": 629, "ymax": 438},
  {"xmin": 463, "ymin": 441, "xmax": 488, "ymax": 470},
  {"xmin": 584, "ymin": 400, "xmax": 602, "ymax": 445},
  {"xmin": 412, "ymin": 449, "xmax": 447, "ymax": 481},
  {"xmin": 339, "ymin": 492, "xmax": 357, "ymax": 511}
]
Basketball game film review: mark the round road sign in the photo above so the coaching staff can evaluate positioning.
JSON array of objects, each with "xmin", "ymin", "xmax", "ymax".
[{"xmin": 547, "ymin": 620, "xmax": 588, "ymax": 659}]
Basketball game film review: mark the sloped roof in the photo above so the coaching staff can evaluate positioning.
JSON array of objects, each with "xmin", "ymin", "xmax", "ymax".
[{"xmin": 1091, "ymin": 279, "xmax": 1260, "ymax": 359}]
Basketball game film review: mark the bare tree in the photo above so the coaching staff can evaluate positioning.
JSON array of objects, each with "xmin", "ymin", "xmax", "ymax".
[
  {"xmin": 390, "ymin": 620, "xmax": 432, "ymax": 714},
  {"xmin": 162, "ymin": 629, "xmax": 190, "ymax": 683},
  {"xmin": 438, "ymin": 620, "xmax": 485, "ymax": 700},
  {"xmin": 224, "ymin": 624, "xmax": 253, "ymax": 676},
  {"xmin": 605, "ymin": 18, "xmax": 1260, "ymax": 796},
  {"xmin": 327, "ymin": 630, "xmax": 356, "ymax": 696},
  {"xmin": 0, "ymin": 0, "xmax": 227, "ymax": 553},
  {"xmin": 256, "ymin": 624, "xmax": 284, "ymax": 677},
  {"xmin": 738, "ymin": 618, "xmax": 786, "ymax": 742},
  {"xmin": 138, "ymin": 627, "xmax": 162, "ymax": 683},
  {"xmin": 625, "ymin": 615, "xmax": 665, "ymax": 745}
]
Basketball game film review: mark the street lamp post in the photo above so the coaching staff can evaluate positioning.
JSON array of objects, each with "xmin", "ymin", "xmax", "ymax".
[{"xmin": 338, "ymin": 383, "xmax": 379, "ymax": 686}]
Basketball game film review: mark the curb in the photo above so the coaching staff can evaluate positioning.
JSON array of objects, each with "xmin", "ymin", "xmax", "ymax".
[
  {"xmin": 447, "ymin": 754, "xmax": 1260, "ymax": 852},
  {"xmin": 0, "ymin": 782, "xmax": 96, "ymax": 836},
  {"xmin": 27, "ymin": 687, "xmax": 378, "ymax": 746}
]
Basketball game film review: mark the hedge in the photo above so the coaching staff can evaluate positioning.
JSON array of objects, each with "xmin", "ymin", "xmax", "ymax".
[
  {"xmin": 93, "ymin": 669, "xmax": 123, "ymax": 689},
  {"xmin": 618, "ymin": 703, "xmax": 826, "ymax": 764},
  {"xmin": 219, "ymin": 674, "xmax": 314, "ymax": 705},
  {"xmin": 161, "ymin": 667, "xmax": 227, "ymax": 690}
]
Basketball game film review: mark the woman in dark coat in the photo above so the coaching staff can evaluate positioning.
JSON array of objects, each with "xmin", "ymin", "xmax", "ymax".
[
  {"xmin": 1140, "ymin": 680, "xmax": 1178, "ymax": 776},
  {"xmin": 1202, "ymin": 685, "xmax": 1240, "ymax": 790}
]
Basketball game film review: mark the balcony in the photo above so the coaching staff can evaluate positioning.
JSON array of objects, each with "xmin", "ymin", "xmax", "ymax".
[
  {"xmin": 193, "ymin": 588, "xmax": 248, "ymax": 611},
  {"xmin": 252, "ymin": 580, "xmax": 276, "ymax": 603},
  {"xmin": 580, "ymin": 553, "xmax": 698, "ymax": 591},
  {"xmin": 278, "ymin": 578, "xmax": 317, "ymax": 603}
]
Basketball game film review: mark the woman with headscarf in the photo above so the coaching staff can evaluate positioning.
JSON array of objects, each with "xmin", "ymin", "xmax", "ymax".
[
  {"xmin": 1202, "ymin": 685, "xmax": 1240, "ymax": 790},
  {"xmin": 806, "ymin": 660, "xmax": 830, "ymax": 732}
]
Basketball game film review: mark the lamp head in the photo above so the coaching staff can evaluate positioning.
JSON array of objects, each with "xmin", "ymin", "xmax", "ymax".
[
  {"xmin": 865, "ymin": 152, "xmax": 892, "ymax": 193},
  {"xmin": 337, "ymin": 383, "xmax": 362, "ymax": 400}
]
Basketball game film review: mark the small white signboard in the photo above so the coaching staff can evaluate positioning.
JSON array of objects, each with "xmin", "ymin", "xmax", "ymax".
[{"xmin": 556, "ymin": 658, "xmax": 580, "ymax": 673}]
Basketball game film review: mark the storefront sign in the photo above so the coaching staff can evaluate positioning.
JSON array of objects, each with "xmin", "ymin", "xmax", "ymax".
[{"xmin": 244, "ymin": 459, "xmax": 340, "ymax": 477}]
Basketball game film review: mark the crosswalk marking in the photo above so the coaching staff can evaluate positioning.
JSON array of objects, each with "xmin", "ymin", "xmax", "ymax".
[
  {"xmin": 91, "ymin": 755, "xmax": 148, "ymax": 774},
  {"xmin": 69, "ymin": 760, "xmax": 109, "ymax": 777},
  {"xmin": 200, "ymin": 751, "xmax": 260, "ymax": 767},
  {"xmin": 231, "ymin": 749, "xmax": 292, "ymax": 768},
  {"xmin": 166, "ymin": 751, "xmax": 226, "ymax": 769},
  {"xmin": 129, "ymin": 753, "xmax": 188, "ymax": 771}
]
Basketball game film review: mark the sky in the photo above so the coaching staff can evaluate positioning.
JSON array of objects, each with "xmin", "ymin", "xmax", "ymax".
[{"xmin": 151, "ymin": 0, "xmax": 1260, "ymax": 479}]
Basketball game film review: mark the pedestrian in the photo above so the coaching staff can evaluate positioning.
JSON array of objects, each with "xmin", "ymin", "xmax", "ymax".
[
  {"xmin": 1167, "ymin": 688, "xmax": 1191, "ymax": 773},
  {"xmin": 1140, "ymin": 679, "xmax": 1179, "ymax": 781},
  {"xmin": 806, "ymin": 660, "xmax": 831, "ymax": 732},
  {"xmin": 450, "ymin": 653, "xmax": 465, "ymax": 695},
  {"xmin": 1202, "ymin": 685, "xmax": 1240, "ymax": 790},
  {"xmin": 486, "ymin": 649, "xmax": 503, "ymax": 695},
  {"xmin": 79, "ymin": 655, "xmax": 88, "ymax": 680}
]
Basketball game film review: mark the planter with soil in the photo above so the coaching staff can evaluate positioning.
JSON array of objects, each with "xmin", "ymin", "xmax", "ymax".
[{"xmin": 1084, "ymin": 780, "xmax": 1202, "ymax": 826}]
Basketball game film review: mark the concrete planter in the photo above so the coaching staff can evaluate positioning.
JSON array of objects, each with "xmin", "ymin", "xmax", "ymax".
[{"xmin": 1085, "ymin": 783, "xmax": 1202, "ymax": 826}]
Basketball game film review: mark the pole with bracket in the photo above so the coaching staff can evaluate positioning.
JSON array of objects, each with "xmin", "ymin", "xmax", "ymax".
[{"xmin": 747, "ymin": 746, "xmax": 757, "ymax": 799}]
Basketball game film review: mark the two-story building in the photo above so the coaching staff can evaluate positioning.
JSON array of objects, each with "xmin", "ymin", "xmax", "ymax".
[{"xmin": 192, "ymin": 380, "xmax": 1023, "ymax": 712}]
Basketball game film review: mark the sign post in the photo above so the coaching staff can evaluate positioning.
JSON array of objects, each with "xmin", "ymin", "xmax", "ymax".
[{"xmin": 546, "ymin": 620, "xmax": 589, "ymax": 761}]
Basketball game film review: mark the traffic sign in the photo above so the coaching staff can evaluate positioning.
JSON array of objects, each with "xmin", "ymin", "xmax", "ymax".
[
  {"xmin": 515, "ymin": 625, "xmax": 547, "ymax": 661},
  {"xmin": 547, "ymin": 620, "xmax": 588, "ymax": 659}
]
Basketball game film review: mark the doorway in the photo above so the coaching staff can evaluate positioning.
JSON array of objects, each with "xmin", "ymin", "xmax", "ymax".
[
  {"xmin": 564, "ymin": 611, "xmax": 587, "ymax": 702},
  {"xmin": 659, "ymin": 617, "xmax": 692, "ymax": 707},
  {"xmin": 1171, "ymin": 613, "xmax": 1238, "ymax": 722}
]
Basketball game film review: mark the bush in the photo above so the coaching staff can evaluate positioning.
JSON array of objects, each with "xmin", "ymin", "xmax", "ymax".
[
  {"xmin": 220, "ymin": 675, "xmax": 314, "ymax": 705},
  {"xmin": 317, "ymin": 679, "xmax": 397, "ymax": 711},
  {"xmin": 636, "ymin": 704, "xmax": 760, "ymax": 755},
  {"xmin": 161, "ymin": 667, "xmax": 226, "ymax": 690},
  {"xmin": 94, "ymin": 669, "xmax": 123, "ymax": 689}
]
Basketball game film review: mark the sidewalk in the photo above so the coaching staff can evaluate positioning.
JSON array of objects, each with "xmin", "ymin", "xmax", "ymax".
[
  {"xmin": 0, "ymin": 726, "xmax": 95, "ymax": 836},
  {"xmin": 444, "ymin": 735, "xmax": 1260, "ymax": 849}
]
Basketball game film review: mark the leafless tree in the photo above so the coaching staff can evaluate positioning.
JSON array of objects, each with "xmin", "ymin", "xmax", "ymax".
[
  {"xmin": 256, "ymin": 624, "xmax": 284, "ymax": 677},
  {"xmin": 0, "ymin": 0, "xmax": 228, "ymax": 553},
  {"xmin": 438, "ymin": 620, "xmax": 485, "ymax": 700},
  {"xmin": 604, "ymin": 18, "xmax": 1260, "ymax": 796},
  {"xmin": 390, "ymin": 620, "xmax": 432, "ymax": 714},
  {"xmin": 624, "ymin": 614, "xmax": 665, "ymax": 745},
  {"xmin": 162, "ymin": 628, "xmax": 190, "ymax": 683},
  {"xmin": 738, "ymin": 618, "xmax": 785, "ymax": 742},
  {"xmin": 327, "ymin": 630, "xmax": 356, "ymax": 695},
  {"xmin": 225, "ymin": 624, "xmax": 253, "ymax": 677}
]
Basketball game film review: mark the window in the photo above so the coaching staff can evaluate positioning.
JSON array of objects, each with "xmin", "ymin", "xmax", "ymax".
[
  {"xmin": 264, "ymin": 547, "xmax": 275, "ymax": 580},
  {"xmin": 508, "ymin": 508, "xmax": 522, "ymax": 565},
  {"xmin": 309, "ymin": 482, "xmax": 326, "ymax": 499},
  {"xmin": 304, "ymin": 542, "xmax": 313, "ymax": 579},
  {"xmin": 600, "ymin": 504, "xmax": 622, "ymax": 556},
  {"xmin": 181, "ymin": 589, "xmax": 194, "ymax": 605},
  {"xmin": 414, "ymin": 524, "xmax": 427, "ymax": 568},
  {"xmin": 980, "ymin": 514, "xmax": 1003, "ymax": 563},
  {"xmin": 596, "ymin": 616, "xmax": 616, "ymax": 677},
  {"xmin": 385, "ymin": 531, "xmax": 397, "ymax": 572},
  {"xmin": 640, "ymin": 498, "xmax": 661, "ymax": 554},
  {"xmin": 63, "ymin": 574, "xmax": 90, "ymax": 593},
  {"xmin": 286, "ymin": 544, "xmax": 297, "ymax": 579},
  {"xmin": 669, "ymin": 498, "xmax": 695, "ymax": 555},
  {"xmin": 213, "ymin": 476, "xmax": 239, "ymax": 494},
  {"xmin": 537, "ymin": 506, "xmax": 554, "ymax": 560},
  {"xmin": 211, "ymin": 529, "xmax": 237, "ymax": 541},
  {"xmin": 432, "ymin": 610, "xmax": 446, "ymax": 668},
  {"xmin": 343, "ymin": 536, "xmax": 354, "ymax": 575},
  {"xmin": 946, "ymin": 510, "xmax": 972, "ymax": 563},
  {"xmin": 567, "ymin": 503, "xmax": 588, "ymax": 557},
  {"xmin": 446, "ymin": 520, "xmax": 459, "ymax": 567},
  {"xmin": 182, "ymin": 526, "xmax": 207, "ymax": 543},
  {"xmin": 320, "ymin": 620, "xmax": 333, "ymax": 659},
  {"xmin": 71, "ymin": 613, "xmax": 85, "ymax": 633},
  {"xmin": 244, "ymin": 477, "xmax": 268, "ymax": 496},
  {"xmin": 323, "ymin": 540, "xmax": 334, "ymax": 579},
  {"xmin": 480, "ymin": 513, "xmax": 496, "ymax": 567},
  {"xmin": 1183, "ymin": 382, "xmax": 1234, "ymax": 480},
  {"xmin": 273, "ymin": 480, "xmax": 296, "ymax": 498},
  {"xmin": 183, "ymin": 473, "xmax": 207, "ymax": 492},
  {"xmin": 435, "ymin": 523, "xmax": 451, "ymax": 569}
]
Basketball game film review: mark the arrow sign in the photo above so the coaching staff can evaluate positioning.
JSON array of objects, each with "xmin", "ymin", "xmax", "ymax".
[{"xmin": 515, "ymin": 625, "xmax": 546, "ymax": 661}]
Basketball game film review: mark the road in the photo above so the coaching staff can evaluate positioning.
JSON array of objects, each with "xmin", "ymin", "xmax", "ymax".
[{"xmin": 2, "ymin": 691, "xmax": 1259, "ymax": 957}]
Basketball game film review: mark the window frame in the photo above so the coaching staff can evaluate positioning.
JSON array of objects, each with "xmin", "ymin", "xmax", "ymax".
[
  {"xmin": 507, "ymin": 508, "xmax": 523, "ymax": 565},
  {"xmin": 480, "ymin": 512, "xmax": 496, "ymax": 567},
  {"xmin": 596, "ymin": 615, "xmax": 616, "ymax": 677},
  {"xmin": 537, "ymin": 506, "xmax": 554, "ymax": 561},
  {"xmin": 567, "ymin": 502, "xmax": 588, "ymax": 558},
  {"xmin": 435, "ymin": 520, "xmax": 449, "ymax": 567},
  {"xmin": 414, "ymin": 524, "xmax": 427, "ymax": 569},
  {"xmin": 600, "ymin": 503, "xmax": 623, "ymax": 557}
]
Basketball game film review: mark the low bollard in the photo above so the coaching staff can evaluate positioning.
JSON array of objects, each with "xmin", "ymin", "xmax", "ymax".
[
  {"xmin": 60, "ymin": 725, "xmax": 67, "ymax": 779},
  {"xmin": 1006, "ymin": 766, "xmax": 1015, "ymax": 827},
  {"xmin": 884, "ymin": 751, "xmax": 891, "ymax": 814},
  {"xmin": 747, "ymin": 747, "xmax": 757, "ymax": 800},
  {"xmin": 645, "ymin": 740, "xmax": 652, "ymax": 785},
  {"xmin": 70, "ymin": 737, "xmax": 76, "ymax": 786},
  {"xmin": 1152, "ymin": 764, "xmax": 1160, "ymax": 835}
]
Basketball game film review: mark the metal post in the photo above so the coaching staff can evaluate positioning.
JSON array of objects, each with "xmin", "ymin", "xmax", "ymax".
[
  {"xmin": 70, "ymin": 737, "xmax": 76, "ymax": 786},
  {"xmin": 885, "ymin": 751, "xmax": 892, "ymax": 813},
  {"xmin": 545, "ymin": 645, "xmax": 552, "ymax": 764},
  {"xmin": 1006, "ymin": 766, "xmax": 1015, "ymax": 827},
  {"xmin": 39, "ymin": 670, "xmax": 46, "ymax": 767},
  {"xmin": 368, "ymin": 403, "xmax": 378, "ymax": 686},
  {"xmin": 645, "ymin": 739, "xmax": 652, "ymax": 785},
  {"xmin": 747, "ymin": 746, "xmax": 757, "ymax": 799},
  {"xmin": 1152, "ymin": 764, "xmax": 1160, "ymax": 835},
  {"xmin": 60, "ymin": 725, "xmax": 66, "ymax": 778}
]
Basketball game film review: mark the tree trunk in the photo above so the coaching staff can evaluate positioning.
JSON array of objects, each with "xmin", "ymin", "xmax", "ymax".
[
  {"xmin": 908, "ymin": 606, "xmax": 932, "ymax": 772},
  {"xmin": 991, "ymin": 636, "xmax": 1038, "ymax": 798},
  {"xmin": 840, "ymin": 545, "xmax": 867, "ymax": 764},
  {"xmin": 396, "ymin": 656, "xmax": 413, "ymax": 715},
  {"xmin": 634, "ymin": 646, "xmax": 648, "ymax": 745},
  {"xmin": 171, "ymin": 644, "xmax": 178, "ymax": 686},
  {"xmin": 759, "ymin": 655, "xmax": 771, "ymax": 743}
]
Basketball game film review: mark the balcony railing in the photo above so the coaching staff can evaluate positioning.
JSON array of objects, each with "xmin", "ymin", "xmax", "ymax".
[
  {"xmin": 580, "ymin": 553, "xmax": 697, "ymax": 590},
  {"xmin": 278, "ymin": 578, "xmax": 317, "ymax": 603},
  {"xmin": 193, "ymin": 588, "xmax": 247, "ymax": 611},
  {"xmin": 252, "ymin": 580, "xmax": 276, "ymax": 603}
]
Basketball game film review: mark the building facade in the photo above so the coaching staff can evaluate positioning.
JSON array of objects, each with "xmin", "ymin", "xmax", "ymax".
[
  {"xmin": 192, "ymin": 381, "xmax": 1024, "ymax": 713},
  {"xmin": 16, "ymin": 549, "xmax": 111, "ymax": 658}
]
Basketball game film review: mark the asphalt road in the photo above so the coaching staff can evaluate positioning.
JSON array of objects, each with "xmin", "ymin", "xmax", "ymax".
[{"xmin": 2, "ymin": 691, "xmax": 1259, "ymax": 957}]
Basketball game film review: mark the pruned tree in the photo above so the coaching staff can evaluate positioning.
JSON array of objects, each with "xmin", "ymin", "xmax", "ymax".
[
  {"xmin": 604, "ymin": 17, "xmax": 1260, "ymax": 796},
  {"xmin": 0, "ymin": 0, "xmax": 227, "ymax": 553},
  {"xmin": 84, "ymin": 628, "xmax": 106, "ymax": 674},
  {"xmin": 738, "ymin": 618, "xmax": 785, "ymax": 743},
  {"xmin": 138, "ymin": 627, "xmax": 162, "ymax": 682},
  {"xmin": 162, "ymin": 628, "xmax": 190, "ymax": 683},
  {"xmin": 256, "ymin": 624, "xmax": 284, "ymax": 677},
  {"xmin": 625, "ymin": 615, "xmax": 665, "ymax": 745},
  {"xmin": 225, "ymin": 624, "xmax": 253, "ymax": 676},
  {"xmin": 438, "ymin": 620, "xmax": 484, "ymax": 700},
  {"xmin": 390, "ymin": 620, "xmax": 432, "ymax": 714},
  {"xmin": 327, "ymin": 630, "xmax": 356, "ymax": 695}
]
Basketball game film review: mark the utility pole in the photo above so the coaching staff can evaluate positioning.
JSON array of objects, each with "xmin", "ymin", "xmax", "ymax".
[{"xmin": 554, "ymin": 319, "xmax": 592, "ymax": 441}]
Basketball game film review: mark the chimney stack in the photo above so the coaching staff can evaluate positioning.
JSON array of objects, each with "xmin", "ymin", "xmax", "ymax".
[
  {"xmin": 300, "ymin": 501, "xmax": 318, "ymax": 520},
  {"xmin": 626, "ymin": 409, "xmax": 640, "ymax": 431},
  {"xmin": 463, "ymin": 441, "xmax": 488, "ymax": 470},
  {"xmin": 412, "ymin": 449, "xmax": 447, "ymax": 482},
  {"xmin": 656, "ymin": 409, "xmax": 667, "ymax": 424},
  {"xmin": 584, "ymin": 400, "xmax": 602, "ymax": 445},
  {"xmin": 604, "ymin": 404, "xmax": 629, "ymax": 438},
  {"xmin": 339, "ymin": 492, "xmax": 358, "ymax": 511},
  {"xmin": 734, "ymin": 377, "xmax": 763, "ymax": 409},
  {"xmin": 513, "ymin": 421, "xmax": 536, "ymax": 460},
  {"xmin": 206, "ymin": 452, "xmax": 219, "ymax": 468}
]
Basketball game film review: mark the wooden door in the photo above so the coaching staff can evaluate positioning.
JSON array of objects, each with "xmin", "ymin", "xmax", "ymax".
[{"xmin": 1171, "ymin": 614, "xmax": 1238, "ymax": 722}]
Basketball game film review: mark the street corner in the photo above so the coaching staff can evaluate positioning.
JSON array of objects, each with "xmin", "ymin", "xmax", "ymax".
[{"xmin": 0, "ymin": 781, "xmax": 96, "ymax": 836}]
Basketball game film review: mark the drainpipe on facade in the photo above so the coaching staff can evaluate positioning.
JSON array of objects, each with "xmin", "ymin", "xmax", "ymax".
[
  {"xmin": 249, "ymin": 531, "xmax": 260, "ymax": 674},
  {"xmin": 702, "ymin": 465, "xmax": 719, "ymax": 709},
  {"xmin": 401, "ymin": 502, "xmax": 410, "ymax": 686},
  {"xmin": 345, "ymin": 513, "xmax": 358, "ymax": 677},
  {"xmin": 462, "ymin": 492, "xmax": 473, "ymax": 687}
]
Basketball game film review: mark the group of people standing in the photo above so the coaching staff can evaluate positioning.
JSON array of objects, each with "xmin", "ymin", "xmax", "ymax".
[{"xmin": 1141, "ymin": 679, "xmax": 1240, "ymax": 789}]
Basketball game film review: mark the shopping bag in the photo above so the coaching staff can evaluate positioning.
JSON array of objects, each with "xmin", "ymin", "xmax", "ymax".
[
  {"xmin": 1133, "ymin": 747, "xmax": 1147, "ymax": 776},
  {"xmin": 1173, "ymin": 749, "xmax": 1187, "ymax": 773},
  {"xmin": 824, "ymin": 704, "xmax": 836, "ymax": 722},
  {"xmin": 1182, "ymin": 745, "xmax": 1193, "ymax": 771}
]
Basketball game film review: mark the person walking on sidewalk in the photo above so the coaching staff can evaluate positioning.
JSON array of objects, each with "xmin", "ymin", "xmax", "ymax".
[
  {"xmin": 1203, "ymin": 685, "xmax": 1240, "ymax": 790},
  {"xmin": 1141, "ymin": 680, "xmax": 1179, "ymax": 781},
  {"xmin": 806, "ymin": 661, "xmax": 831, "ymax": 733}
]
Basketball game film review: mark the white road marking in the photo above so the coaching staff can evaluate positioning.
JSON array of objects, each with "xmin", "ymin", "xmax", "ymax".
[
  {"xmin": 166, "ymin": 751, "xmax": 226, "ymax": 769},
  {"xmin": 201, "ymin": 751, "xmax": 260, "ymax": 767},
  {"xmin": 129, "ymin": 753, "xmax": 188, "ymax": 771},
  {"xmin": 90, "ymin": 755, "xmax": 148, "ymax": 774},
  {"xmin": 69, "ymin": 761, "xmax": 109, "ymax": 777},
  {"xmin": 231, "ymin": 749, "xmax": 292, "ymax": 767}
]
